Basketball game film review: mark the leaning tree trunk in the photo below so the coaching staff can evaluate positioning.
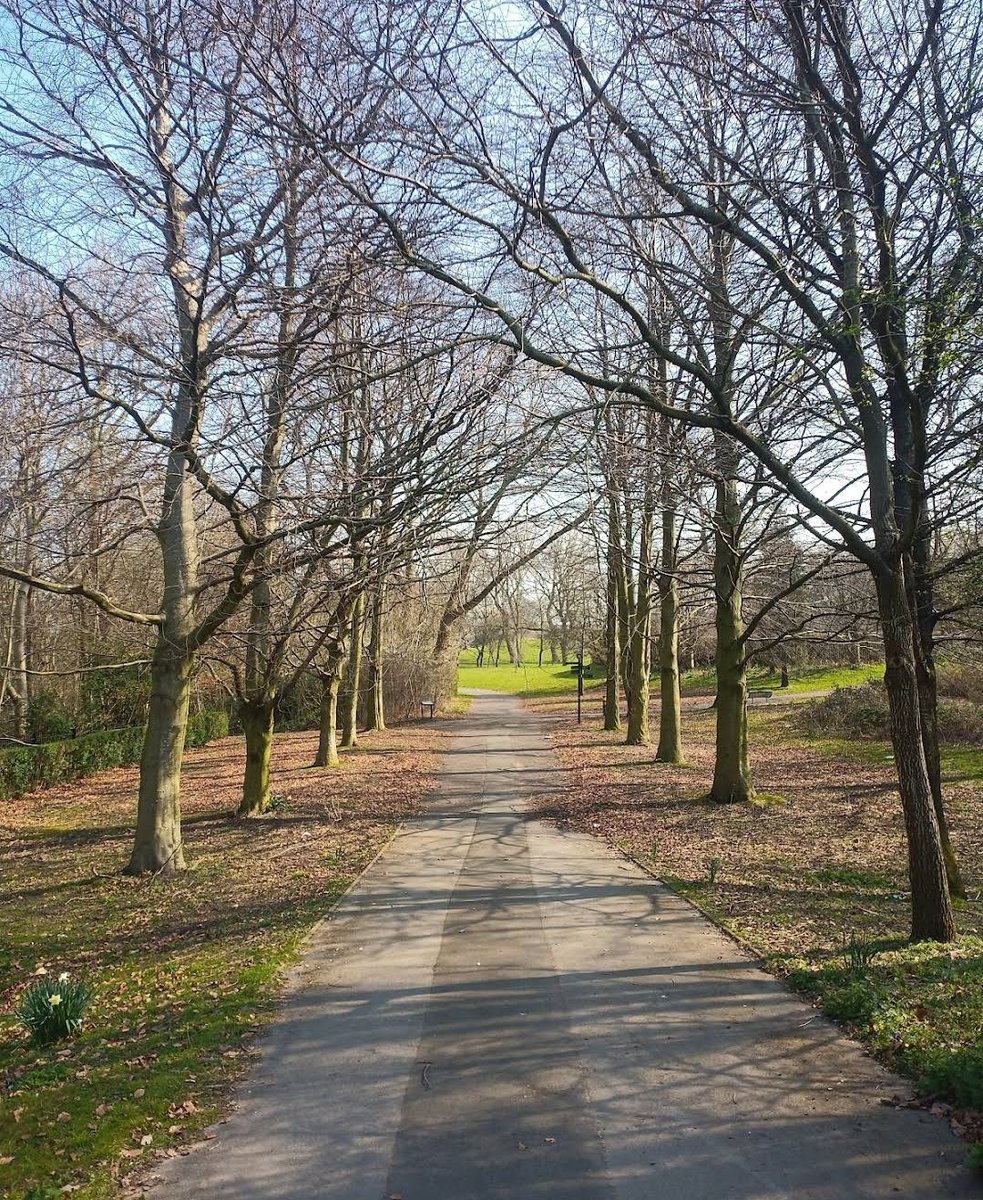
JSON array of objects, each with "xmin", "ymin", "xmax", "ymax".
[
  {"xmin": 909, "ymin": 534, "xmax": 965, "ymax": 898},
  {"xmin": 709, "ymin": 471, "xmax": 753, "ymax": 804},
  {"xmin": 915, "ymin": 652, "xmax": 965, "ymax": 899},
  {"xmin": 875, "ymin": 564, "xmax": 955, "ymax": 942},
  {"xmin": 238, "ymin": 698, "xmax": 276, "ymax": 816},
  {"xmin": 655, "ymin": 500, "xmax": 684, "ymax": 764}
]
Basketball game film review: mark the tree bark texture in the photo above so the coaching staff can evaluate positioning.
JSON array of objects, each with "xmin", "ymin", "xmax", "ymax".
[
  {"xmin": 625, "ymin": 446, "xmax": 654, "ymax": 747},
  {"xmin": 238, "ymin": 698, "xmax": 276, "ymax": 816},
  {"xmin": 909, "ymin": 532, "xmax": 965, "ymax": 898},
  {"xmin": 710, "ymin": 474, "xmax": 753, "ymax": 803},
  {"xmin": 340, "ymin": 588, "xmax": 366, "ymax": 749},
  {"xmin": 315, "ymin": 672, "xmax": 341, "ymax": 768},
  {"xmin": 655, "ymin": 501, "xmax": 684, "ymax": 763},
  {"xmin": 127, "ymin": 644, "xmax": 192, "ymax": 874},
  {"xmin": 365, "ymin": 580, "xmax": 386, "ymax": 732},
  {"xmin": 603, "ymin": 490, "xmax": 623, "ymax": 731},
  {"xmin": 127, "ymin": 433, "xmax": 200, "ymax": 873},
  {"xmin": 875, "ymin": 566, "xmax": 956, "ymax": 942}
]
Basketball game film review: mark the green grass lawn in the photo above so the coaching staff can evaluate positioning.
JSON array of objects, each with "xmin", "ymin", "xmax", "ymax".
[
  {"xmin": 459, "ymin": 645, "xmax": 884, "ymax": 699},
  {"xmin": 682, "ymin": 661, "xmax": 884, "ymax": 694},
  {"xmin": 0, "ymin": 727, "xmax": 441, "ymax": 1200},
  {"xmin": 457, "ymin": 638, "xmax": 604, "ymax": 696},
  {"xmin": 456, "ymin": 659, "xmax": 602, "ymax": 696}
]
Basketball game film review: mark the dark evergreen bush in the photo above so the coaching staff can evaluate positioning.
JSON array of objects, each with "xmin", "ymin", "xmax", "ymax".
[
  {"xmin": 0, "ymin": 709, "xmax": 229, "ymax": 799},
  {"xmin": 26, "ymin": 690, "xmax": 75, "ymax": 743}
]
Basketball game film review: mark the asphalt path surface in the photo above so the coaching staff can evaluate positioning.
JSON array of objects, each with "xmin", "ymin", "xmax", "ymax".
[{"xmin": 152, "ymin": 692, "xmax": 977, "ymax": 1199}]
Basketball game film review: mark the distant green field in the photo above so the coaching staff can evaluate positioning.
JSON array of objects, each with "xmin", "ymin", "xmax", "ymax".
[
  {"xmin": 682, "ymin": 661, "xmax": 884, "ymax": 694},
  {"xmin": 458, "ymin": 642, "xmax": 884, "ymax": 698},
  {"xmin": 458, "ymin": 639, "xmax": 603, "ymax": 695},
  {"xmin": 457, "ymin": 660, "xmax": 603, "ymax": 695}
]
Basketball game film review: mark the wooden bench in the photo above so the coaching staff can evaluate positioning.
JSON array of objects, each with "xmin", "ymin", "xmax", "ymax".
[
  {"xmin": 747, "ymin": 688, "xmax": 773, "ymax": 704},
  {"xmin": 420, "ymin": 698, "xmax": 436, "ymax": 719}
]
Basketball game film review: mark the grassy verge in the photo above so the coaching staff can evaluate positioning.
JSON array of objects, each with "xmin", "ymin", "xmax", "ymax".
[
  {"xmin": 526, "ymin": 692, "xmax": 983, "ymax": 1162},
  {"xmin": 0, "ymin": 724, "xmax": 446, "ymax": 1199}
]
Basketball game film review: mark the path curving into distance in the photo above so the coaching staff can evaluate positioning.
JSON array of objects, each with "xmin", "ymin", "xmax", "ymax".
[{"xmin": 151, "ymin": 693, "xmax": 977, "ymax": 1200}]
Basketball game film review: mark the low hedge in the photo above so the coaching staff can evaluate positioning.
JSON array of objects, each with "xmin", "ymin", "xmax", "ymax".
[{"xmin": 0, "ymin": 709, "xmax": 230, "ymax": 800}]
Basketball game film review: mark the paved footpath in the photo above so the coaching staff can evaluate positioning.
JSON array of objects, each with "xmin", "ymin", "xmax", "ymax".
[{"xmin": 152, "ymin": 693, "xmax": 977, "ymax": 1200}]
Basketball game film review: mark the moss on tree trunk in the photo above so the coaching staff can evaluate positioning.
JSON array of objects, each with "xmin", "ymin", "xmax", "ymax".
[
  {"xmin": 238, "ymin": 699, "xmax": 275, "ymax": 816},
  {"xmin": 876, "ymin": 566, "xmax": 955, "ymax": 942},
  {"xmin": 126, "ymin": 646, "xmax": 191, "ymax": 874},
  {"xmin": 315, "ymin": 673, "xmax": 341, "ymax": 768}
]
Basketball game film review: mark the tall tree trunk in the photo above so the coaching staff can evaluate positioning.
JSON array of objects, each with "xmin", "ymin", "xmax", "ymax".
[
  {"xmin": 365, "ymin": 581, "xmax": 386, "ymax": 732},
  {"xmin": 910, "ymin": 537, "xmax": 965, "ymax": 898},
  {"xmin": 625, "ymin": 454, "xmax": 654, "ymax": 747},
  {"xmin": 624, "ymin": 604, "xmax": 651, "ymax": 745},
  {"xmin": 655, "ymin": 500, "xmax": 683, "ymax": 763},
  {"xmin": 710, "ymin": 471, "xmax": 753, "ymax": 803},
  {"xmin": 603, "ymin": 503, "xmax": 623, "ymax": 731},
  {"xmin": 127, "ymin": 642, "xmax": 192, "ymax": 874},
  {"xmin": 340, "ymin": 588, "xmax": 365, "ymax": 749},
  {"xmin": 10, "ymin": 579, "xmax": 29, "ymax": 740},
  {"xmin": 126, "ymin": 115, "xmax": 206, "ymax": 874},
  {"xmin": 238, "ymin": 569, "xmax": 276, "ymax": 816},
  {"xmin": 433, "ymin": 616, "xmax": 459, "ymax": 709},
  {"xmin": 239, "ymin": 698, "xmax": 275, "ymax": 816},
  {"xmin": 914, "ymin": 660, "xmax": 964, "ymax": 899},
  {"xmin": 126, "ymin": 439, "xmax": 198, "ymax": 874},
  {"xmin": 875, "ymin": 565, "xmax": 955, "ymax": 942},
  {"xmin": 315, "ymin": 671, "xmax": 341, "ymax": 767}
]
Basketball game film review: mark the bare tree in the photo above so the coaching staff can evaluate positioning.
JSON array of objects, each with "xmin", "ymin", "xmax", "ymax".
[{"xmin": 298, "ymin": 0, "xmax": 983, "ymax": 940}]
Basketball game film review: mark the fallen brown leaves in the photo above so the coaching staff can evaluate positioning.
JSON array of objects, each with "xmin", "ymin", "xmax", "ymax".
[
  {"xmin": 526, "ymin": 691, "xmax": 982, "ymax": 954},
  {"xmin": 0, "ymin": 719, "xmax": 453, "ymax": 1199},
  {"xmin": 1, "ymin": 723, "xmax": 451, "ymax": 987}
]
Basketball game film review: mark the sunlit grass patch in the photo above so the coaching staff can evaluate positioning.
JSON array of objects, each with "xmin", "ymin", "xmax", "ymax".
[{"xmin": 0, "ymin": 725, "xmax": 442, "ymax": 1200}]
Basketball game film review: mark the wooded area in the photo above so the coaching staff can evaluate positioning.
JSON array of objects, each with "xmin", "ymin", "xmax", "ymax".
[
  {"xmin": 0, "ymin": 0, "xmax": 981, "ymax": 947},
  {"xmin": 1, "ymin": 1, "xmax": 982, "ymax": 1194}
]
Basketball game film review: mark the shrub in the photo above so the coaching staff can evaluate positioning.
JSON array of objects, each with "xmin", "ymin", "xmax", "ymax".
[
  {"xmin": 0, "ymin": 709, "xmax": 229, "ymax": 799},
  {"xmin": 186, "ymin": 708, "xmax": 230, "ymax": 746},
  {"xmin": 77, "ymin": 663, "xmax": 150, "ymax": 732},
  {"xmin": 799, "ymin": 681, "xmax": 983, "ymax": 746},
  {"xmin": 274, "ymin": 670, "xmax": 321, "ymax": 732},
  {"xmin": 26, "ymin": 690, "xmax": 74, "ymax": 743},
  {"xmin": 19, "ymin": 970, "xmax": 90, "ymax": 1045},
  {"xmin": 937, "ymin": 662, "xmax": 983, "ymax": 704},
  {"xmin": 799, "ymin": 681, "xmax": 891, "ymax": 739},
  {"xmin": 937, "ymin": 698, "xmax": 983, "ymax": 746}
]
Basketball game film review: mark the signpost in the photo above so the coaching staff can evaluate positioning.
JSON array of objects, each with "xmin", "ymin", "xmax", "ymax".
[{"xmin": 567, "ymin": 654, "xmax": 585, "ymax": 724}]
